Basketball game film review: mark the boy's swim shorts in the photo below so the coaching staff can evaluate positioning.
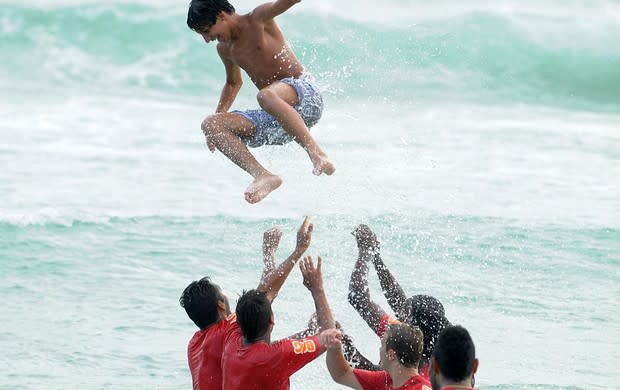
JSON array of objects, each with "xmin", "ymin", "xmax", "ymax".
[{"xmin": 233, "ymin": 74, "xmax": 324, "ymax": 148}]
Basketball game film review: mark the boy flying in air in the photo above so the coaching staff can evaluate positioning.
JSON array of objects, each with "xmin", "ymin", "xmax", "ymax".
[{"xmin": 187, "ymin": 0, "xmax": 335, "ymax": 204}]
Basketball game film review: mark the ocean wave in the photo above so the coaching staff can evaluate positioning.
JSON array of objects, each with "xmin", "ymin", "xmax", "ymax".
[{"xmin": 1, "ymin": 3, "xmax": 619, "ymax": 111}]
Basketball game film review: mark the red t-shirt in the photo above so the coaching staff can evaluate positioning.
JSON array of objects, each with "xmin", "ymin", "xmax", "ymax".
[
  {"xmin": 353, "ymin": 370, "xmax": 432, "ymax": 390},
  {"xmin": 375, "ymin": 314, "xmax": 430, "ymax": 381},
  {"xmin": 221, "ymin": 322, "xmax": 322, "ymax": 390},
  {"xmin": 187, "ymin": 314, "xmax": 237, "ymax": 390}
]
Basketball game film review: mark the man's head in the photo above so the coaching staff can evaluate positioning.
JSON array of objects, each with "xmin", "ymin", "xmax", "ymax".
[
  {"xmin": 236, "ymin": 289, "xmax": 274, "ymax": 343},
  {"xmin": 405, "ymin": 295, "xmax": 450, "ymax": 361},
  {"xmin": 187, "ymin": 0, "xmax": 235, "ymax": 40},
  {"xmin": 430, "ymin": 325, "xmax": 478, "ymax": 390},
  {"xmin": 180, "ymin": 277, "xmax": 230, "ymax": 330},
  {"xmin": 379, "ymin": 323, "xmax": 424, "ymax": 370}
]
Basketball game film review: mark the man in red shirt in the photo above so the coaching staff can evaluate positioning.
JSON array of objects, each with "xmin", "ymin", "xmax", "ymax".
[
  {"xmin": 326, "ymin": 321, "xmax": 431, "ymax": 390},
  {"xmin": 222, "ymin": 256, "xmax": 339, "ymax": 390},
  {"xmin": 179, "ymin": 217, "xmax": 314, "ymax": 390},
  {"xmin": 429, "ymin": 325, "xmax": 478, "ymax": 390},
  {"xmin": 345, "ymin": 225, "xmax": 451, "ymax": 378}
]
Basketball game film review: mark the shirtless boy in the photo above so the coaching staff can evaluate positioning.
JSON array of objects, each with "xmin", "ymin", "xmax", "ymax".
[{"xmin": 187, "ymin": 0, "xmax": 335, "ymax": 204}]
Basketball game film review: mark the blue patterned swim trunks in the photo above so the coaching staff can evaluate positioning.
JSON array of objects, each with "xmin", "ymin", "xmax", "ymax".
[{"xmin": 233, "ymin": 74, "xmax": 324, "ymax": 148}]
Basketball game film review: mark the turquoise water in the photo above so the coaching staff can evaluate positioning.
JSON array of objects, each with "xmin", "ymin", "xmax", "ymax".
[{"xmin": 1, "ymin": 0, "xmax": 619, "ymax": 389}]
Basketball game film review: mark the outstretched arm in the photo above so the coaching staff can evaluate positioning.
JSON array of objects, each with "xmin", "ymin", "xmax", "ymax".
[
  {"xmin": 300, "ymin": 255, "xmax": 339, "ymax": 354},
  {"xmin": 373, "ymin": 254, "xmax": 409, "ymax": 319},
  {"xmin": 253, "ymin": 0, "xmax": 301, "ymax": 21},
  {"xmin": 326, "ymin": 339, "xmax": 363, "ymax": 389},
  {"xmin": 348, "ymin": 225, "xmax": 386, "ymax": 333},
  {"xmin": 300, "ymin": 256, "xmax": 335, "ymax": 332},
  {"xmin": 257, "ymin": 216, "xmax": 313, "ymax": 302},
  {"xmin": 359, "ymin": 225, "xmax": 408, "ymax": 318}
]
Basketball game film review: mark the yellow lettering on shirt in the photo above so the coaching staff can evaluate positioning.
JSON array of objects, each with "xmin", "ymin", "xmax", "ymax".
[{"xmin": 292, "ymin": 339, "xmax": 316, "ymax": 354}]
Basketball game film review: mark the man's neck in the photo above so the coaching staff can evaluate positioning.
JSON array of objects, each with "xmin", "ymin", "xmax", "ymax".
[
  {"xmin": 440, "ymin": 381, "xmax": 473, "ymax": 389},
  {"xmin": 388, "ymin": 365, "xmax": 419, "ymax": 388},
  {"xmin": 228, "ymin": 13, "xmax": 243, "ymax": 40},
  {"xmin": 243, "ymin": 334, "xmax": 271, "ymax": 347}
]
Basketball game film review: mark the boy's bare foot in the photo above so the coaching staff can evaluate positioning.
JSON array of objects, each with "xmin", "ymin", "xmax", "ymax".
[
  {"xmin": 244, "ymin": 174, "xmax": 283, "ymax": 204},
  {"xmin": 311, "ymin": 154, "xmax": 336, "ymax": 176}
]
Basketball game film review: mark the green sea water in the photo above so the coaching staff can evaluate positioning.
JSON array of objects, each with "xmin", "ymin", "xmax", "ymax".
[{"xmin": 1, "ymin": 0, "xmax": 619, "ymax": 389}]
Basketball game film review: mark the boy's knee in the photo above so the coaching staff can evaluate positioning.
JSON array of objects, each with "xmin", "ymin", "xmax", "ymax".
[
  {"xmin": 201, "ymin": 115, "xmax": 221, "ymax": 137},
  {"xmin": 256, "ymin": 89, "xmax": 278, "ymax": 111}
]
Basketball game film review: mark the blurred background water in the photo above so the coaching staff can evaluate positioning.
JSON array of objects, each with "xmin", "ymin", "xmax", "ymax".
[{"xmin": 1, "ymin": 0, "xmax": 619, "ymax": 389}]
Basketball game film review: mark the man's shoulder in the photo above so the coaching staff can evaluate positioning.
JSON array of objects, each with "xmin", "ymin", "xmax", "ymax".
[{"xmin": 403, "ymin": 374, "xmax": 431, "ymax": 390}]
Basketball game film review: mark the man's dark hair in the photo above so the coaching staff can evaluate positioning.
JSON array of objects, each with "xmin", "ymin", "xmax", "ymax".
[
  {"xmin": 433, "ymin": 325, "xmax": 476, "ymax": 382},
  {"xmin": 179, "ymin": 277, "xmax": 223, "ymax": 329},
  {"xmin": 187, "ymin": 0, "xmax": 236, "ymax": 32},
  {"xmin": 385, "ymin": 323, "xmax": 424, "ymax": 368},
  {"xmin": 236, "ymin": 289, "xmax": 273, "ymax": 342},
  {"xmin": 407, "ymin": 294, "xmax": 451, "ymax": 360}
]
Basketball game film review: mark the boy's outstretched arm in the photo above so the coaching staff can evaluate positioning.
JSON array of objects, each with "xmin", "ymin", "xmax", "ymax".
[
  {"xmin": 252, "ymin": 0, "xmax": 301, "ymax": 21},
  {"xmin": 348, "ymin": 226, "xmax": 386, "ymax": 333},
  {"xmin": 257, "ymin": 216, "xmax": 313, "ymax": 302}
]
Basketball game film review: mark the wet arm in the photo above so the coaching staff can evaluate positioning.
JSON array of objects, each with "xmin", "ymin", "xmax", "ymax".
[
  {"xmin": 253, "ymin": 0, "xmax": 301, "ymax": 21},
  {"xmin": 326, "ymin": 342, "xmax": 363, "ymax": 389},
  {"xmin": 306, "ymin": 259, "xmax": 335, "ymax": 332},
  {"xmin": 300, "ymin": 256, "xmax": 336, "ymax": 354},
  {"xmin": 215, "ymin": 46, "xmax": 242, "ymax": 113},
  {"xmin": 348, "ymin": 245, "xmax": 385, "ymax": 332},
  {"xmin": 372, "ymin": 252, "xmax": 408, "ymax": 318},
  {"xmin": 258, "ymin": 217, "xmax": 313, "ymax": 302},
  {"xmin": 257, "ymin": 248, "xmax": 304, "ymax": 302}
]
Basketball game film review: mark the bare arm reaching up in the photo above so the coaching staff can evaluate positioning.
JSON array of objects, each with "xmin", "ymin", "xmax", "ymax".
[
  {"xmin": 300, "ymin": 255, "xmax": 340, "ymax": 352},
  {"xmin": 348, "ymin": 225, "xmax": 387, "ymax": 333},
  {"xmin": 326, "ymin": 337, "xmax": 363, "ymax": 390},
  {"xmin": 355, "ymin": 225, "xmax": 409, "ymax": 319},
  {"xmin": 257, "ymin": 216, "xmax": 313, "ymax": 302}
]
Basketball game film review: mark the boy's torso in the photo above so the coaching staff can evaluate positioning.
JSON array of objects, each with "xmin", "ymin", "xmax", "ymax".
[{"xmin": 218, "ymin": 13, "xmax": 304, "ymax": 89}]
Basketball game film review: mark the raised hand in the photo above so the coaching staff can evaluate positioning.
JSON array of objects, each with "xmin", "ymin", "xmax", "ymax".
[
  {"xmin": 351, "ymin": 224, "xmax": 380, "ymax": 252},
  {"xmin": 300, "ymin": 256, "xmax": 323, "ymax": 293},
  {"xmin": 319, "ymin": 328, "xmax": 342, "ymax": 350},
  {"xmin": 293, "ymin": 216, "xmax": 314, "ymax": 257}
]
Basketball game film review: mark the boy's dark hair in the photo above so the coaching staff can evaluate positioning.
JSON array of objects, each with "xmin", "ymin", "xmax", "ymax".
[
  {"xmin": 179, "ymin": 277, "xmax": 223, "ymax": 329},
  {"xmin": 236, "ymin": 289, "xmax": 273, "ymax": 342},
  {"xmin": 407, "ymin": 294, "xmax": 451, "ymax": 360},
  {"xmin": 187, "ymin": 0, "xmax": 236, "ymax": 32},
  {"xmin": 433, "ymin": 325, "xmax": 476, "ymax": 382},
  {"xmin": 385, "ymin": 323, "xmax": 424, "ymax": 368}
]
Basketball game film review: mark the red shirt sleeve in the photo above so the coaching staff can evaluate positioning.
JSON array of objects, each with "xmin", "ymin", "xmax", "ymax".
[
  {"xmin": 353, "ymin": 369, "xmax": 391, "ymax": 390},
  {"xmin": 270, "ymin": 336, "xmax": 322, "ymax": 377}
]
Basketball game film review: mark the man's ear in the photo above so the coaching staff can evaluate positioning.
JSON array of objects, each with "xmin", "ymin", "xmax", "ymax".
[
  {"xmin": 269, "ymin": 314, "xmax": 275, "ymax": 325},
  {"xmin": 471, "ymin": 358, "xmax": 479, "ymax": 375},
  {"xmin": 217, "ymin": 300, "xmax": 227, "ymax": 311},
  {"xmin": 387, "ymin": 349, "xmax": 397, "ymax": 362}
]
